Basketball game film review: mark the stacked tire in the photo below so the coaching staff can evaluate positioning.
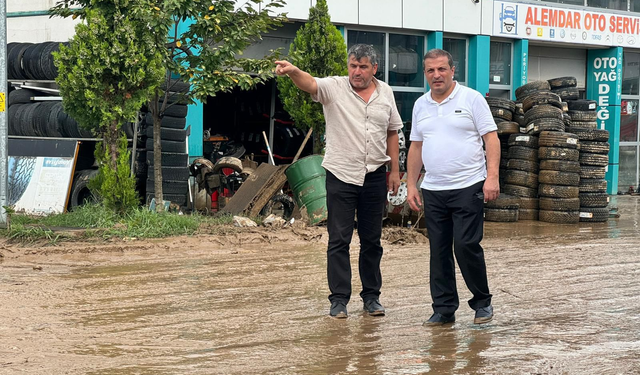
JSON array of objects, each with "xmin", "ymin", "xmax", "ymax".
[
  {"xmin": 145, "ymin": 97, "xmax": 190, "ymax": 207},
  {"xmin": 484, "ymin": 193, "xmax": 520, "ymax": 223},
  {"xmin": 565, "ymin": 101, "xmax": 610, "ymax": 223},
  {"xmin": 548, "ymin": 76, "xmax": 580, "ymax": 102},
  {"xmin": 7, "ymin": 42, "xmax": 65, "ymax": 80},
  {"xmin": 537, "ymin": 131, "xmax": 581, "ymax": 224},
  {"xmin": 505, "ymin": 133, "xmax": 539, "ymax": 220}
]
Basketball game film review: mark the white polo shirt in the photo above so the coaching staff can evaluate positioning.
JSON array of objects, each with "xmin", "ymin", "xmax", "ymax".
[
  {"xmin": 312, "ymin": 76, "xmax": 403, "ymax": 186},
  {"xmin": 410, "ymin": 83, "xmax": 497, "ymax": 190}
]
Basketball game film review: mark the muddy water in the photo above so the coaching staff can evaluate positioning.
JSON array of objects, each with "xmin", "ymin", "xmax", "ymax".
[{"xmin": 1, "ymin": 197, "xmax": 640, "ymax": 374}]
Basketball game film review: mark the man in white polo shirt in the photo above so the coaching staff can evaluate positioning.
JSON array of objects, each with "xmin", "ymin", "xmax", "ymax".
[
  {"xmin": 406, "ymin": 49, "xmax": 500, "ymax": 326},
  {"xmin": 275, "ymin": 44, "xmax": 402, "ymax": 319}
]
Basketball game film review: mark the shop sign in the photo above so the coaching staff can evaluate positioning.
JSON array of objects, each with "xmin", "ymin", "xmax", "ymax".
[
  {"xmin": 588, "ymin": 48, "xmax": 622, "ymax": 130},
  {"xmin": 494, "ymin": 1, "xmax": 640, "ymax": 48}
]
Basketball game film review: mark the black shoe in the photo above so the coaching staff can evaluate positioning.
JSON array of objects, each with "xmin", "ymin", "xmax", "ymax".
[
  {"xmin": 474, "ymin": 305, "xmax": 493, "ymax": 324},
  {"xmin": 363, "ymin": 299, "xmax": 385, "ymax": 316},
  {"xmin": 330, "ymin": 301, "xmax": 348, "ymax": 319},
  {"xmin": 423, "ymin": 313, "xmax": 455, "ymax": 326}
]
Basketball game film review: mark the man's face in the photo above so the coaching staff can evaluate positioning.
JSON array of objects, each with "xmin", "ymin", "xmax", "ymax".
[
  {"xmin": 424, "ymin": 56, "xmax": 455, "ymax": 96},
  {"xmin": 348, "ymin": 55, "xmax": 377, "ymax": 90}
]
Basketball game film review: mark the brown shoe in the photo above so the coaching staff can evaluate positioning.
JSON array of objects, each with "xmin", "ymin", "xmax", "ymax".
[{"xmin": 474, "ymin": 305, "xmax": 493, "ymax": 324}]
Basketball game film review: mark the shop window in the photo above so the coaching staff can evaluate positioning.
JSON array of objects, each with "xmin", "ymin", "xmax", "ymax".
[
  {"xmin": 489, "ymin": 42, "xmax": 511, "ymax": 86},
  {"xmin": 588, "ymin": 0, "xmax": 627, "ymax": 10},
  {"xmin": 347, "ymin": 30, "xmax": 385, "ymax": 82},
  {"xmin": 623, "ymin": 52, "xmax": 640, "ymax": 96},
  {"xmin": 618, "ymin": 146, "xmax": 639, "ymax": 191},
  {"xmin": 632, "ymin": 0, "xmax": 640, "ymax": 12},
  {"xmin": 443, "ymin": 38, "xmax": 467, "ymax": 85},
  {"xmin": 387, "ymin": 34, "xmax": 424, "ymax": 88},
  {"xmin": 621, "ymin": 100, "xmax": 639, "ymax": 142},
  {"xmin": 394, "ymin": 91, "xmax": 424, "ymax": 125}
]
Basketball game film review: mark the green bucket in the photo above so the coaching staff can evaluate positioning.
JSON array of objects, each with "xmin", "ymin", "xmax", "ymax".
[{"xmin": 285, "ymin": 155, "xmax": 328, "ymax": 226}]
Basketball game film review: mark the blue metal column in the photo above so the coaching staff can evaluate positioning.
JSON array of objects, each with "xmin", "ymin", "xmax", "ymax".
[
  {"xmin": 176, "ymin": 19, "xmax": 203, "ymax": 160},
  {"xmin": 425, "ymin": 32, "xmax": 443, "ymax": 91},
  {"xmin": 469, "ymin": 35, "xmax": 490, "ymax": 96},
  {"xmin": 512, "ymin": 39, "xmax": 529, "ymax": 100},
  {"xmin": 587, "ymin": 47, "xmax": 623, "ymax": 195}
]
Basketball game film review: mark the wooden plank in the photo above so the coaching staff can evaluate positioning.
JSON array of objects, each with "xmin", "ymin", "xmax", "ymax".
[
  {"xmin": 220, "ymin": 163, "xmax": 280, "ymax": 215},
  {"xmin": 246, "ymin": 165, "xmax": 288, "ymax": 218}
]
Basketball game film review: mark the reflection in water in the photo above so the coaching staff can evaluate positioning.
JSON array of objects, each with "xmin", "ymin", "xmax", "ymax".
[{"xmin": 419, "ymin": 326, "xmax": 492, "ymax": 374}]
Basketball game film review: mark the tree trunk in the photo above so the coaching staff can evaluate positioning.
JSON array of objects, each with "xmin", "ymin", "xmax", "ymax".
[
  {"xmin": 151, "ymin": 100, "xmax": 164, "ymax": 212},
  {"xmin": 312, "ymin": 130, "xmax": 324, "ymax": 155}
]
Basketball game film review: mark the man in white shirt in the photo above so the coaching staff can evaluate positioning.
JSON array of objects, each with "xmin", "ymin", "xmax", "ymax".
[
  {"xmin": 275, "ymin": 44, "xmax": 402, "ymax": 319},
  {"xmin": 406, "ymin": 49, "xmax": 500, "ymax": 326}
]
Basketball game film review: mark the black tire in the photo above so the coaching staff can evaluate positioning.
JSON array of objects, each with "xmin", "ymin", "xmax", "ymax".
[
  {"xmin": 69, "ymin": 169, "xmax": 99, "ymax": 209},
  {"xmin": 39, "ymin": 42, "xmax": 62, "ymax": 80},
  {"xmin": 497, "ymin": 121, "xmax": 520, "ymax": 135},
  {"xmin": 486, "ymin": 97, "xmax": 516, "ymax": 112},
  {"xmin": 145, "ymin": 138, "xmax": 187, "ymax": 153},
  {"xmin": 146, "ymin": 151, "xmax": 189, "ymax": 167},
  {"xmin": 539, "ymin": 147, "xmax": 580, "ymax": 162},
  {"xmin": 569, "ymin": 121, "xmax": 598, "ymax": 129},
  {"xmin": 145, "ymin": 113, "xmax": 186, "ymax": 129},
  {"xmin": 7, "ymin": 42, "xmax": 32, "ymax": 80},
  {"xmin": 538, "ymin": 170, "xmax": 580, "ymax": 186},
  {"xmin": 147, "ymin": 166, "xmax": 190, "ymax": 181},
  {"xmin": 23, "ymin": 43, "xmax": 48, "ymax": 80},
  {"xmin": 551, "ymin": 87, "xmax": 580, "ymax": 101},
  {"xmin": 522, "ymin": 91, "xmax": 563, "ymax": 112},
  {"xmin": 580, "ymin": 166, "xmax": 606, "ymax": 180},
  {"xmin": 504, "ymin": 170, "xmax": 538, "ymax": 189},
  {"xmin": 508, "ymin": 146, "xmax": 539, "ymax": 161},
  {"xmin": 538, "ymin": 131, "xmax": 579, "ymax": 149},
  {"xmin": 539, "ymin": 197, "xmax": 580, "ymax": 211},
  {"xmin": 524, "ymin": 105, "xmax": 563, "ymax": 124},
  {"xmin": 514, "ymin": 114, "xmax": 526, "ymax": 127},
  {"xmin": 579, "ymin": 153, "xmax": 608, "ymax": 167},
  {"xmin": 160, "ymin": 79, "xmax": 190, "ymax": 93},
  {"xmin": 484, "ymin": 208, "xmax": 519, "ymax": 222},
  {"xmin": 538, "ymin": 184, "xmax": 579, "ymax": 199},
  {"xmin": 515, "ymin": 81, "xmax": 551, "ymax": 100},
  {"xmin": 260, "ymin": 193, "xmax": 295, "ymax": 220},
  {"xmin": 526, "ymin": 118, "xmax": 565, "ymax": 135},
  {"xmin": 8, "ymin": 88, "xmax": 36, "ymax": 106},
  {"xmin": 491, "ymin": 107, "xmax": 513, "ymax": 121},
  {"xmin": 503, "ymin": 184, "xmax": 538, "ymax": 198},
  {"xmin": 145, "ymin": 193, "xmax": 188, "ymax": 206},
  {"xmin": 145, "ymin": 126, "xmax": 187, "ymax": 142},
  {"xmin": 519, "ymin": 197, "xmax": 539, "ymax": 209},
  {"xmin": 579, "ymin": 193, "xmax": 609, "ymax": 208},
  {"xmin": 539, "ymin": 159, "xmax": 581, "ymax": 173},
  {"xmin": 579, "ymin": 141, "xmax": 610, "ymax": 155},
  {"xmin": 568, "ymin": 110, "xmax": 597, "ymax": 122},
  {"xmin": 484, "ymin": 193, "xmax": 520, "ymax": 209},
  {"xmin": 508, "ymin": 133, "xmax": 538, "ymax": 148},
  {"xmin": 146, "ymin": 179, "xmax": 189, "ymax": 195},
  {"xmin": 539, "ymin": 210, "xmax": 580, "ymax": 224},
  {"xmin": 548, "ymin": 76, "xmax": 577, "ymax": 89},
  {"xmin": 507, "ymin": 159, "xmax": 539, "ymax": 173},
  {"xmin": 579, "ymin": 179, "xmax": 607, "ymax": 193},
  {"xmin": 579, "ymin": 207, "xmax": 609, "ymax": 222},
  {"xmin": 152, "ymin": 102, "xmax": 189, "ymax": 118},
  {"xmin": 568, "ymin": 128, "xmax": 609, "ymax": 142},
  {"xmin": 518, "ymin": 208, "xmax": 539, "ymax": 221},
  {"xmin": 566, "ymin": 100, "xmax": 597, "ymax": 111}
]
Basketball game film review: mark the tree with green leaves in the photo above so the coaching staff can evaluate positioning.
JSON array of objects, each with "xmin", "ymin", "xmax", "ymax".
[
  {"xmin": 51, "ymin": 0, "xmax": 286, "ymax": 211},
  {"xmin": 277, "ymin": 0, "xmax": 347, "ymax": 153}
]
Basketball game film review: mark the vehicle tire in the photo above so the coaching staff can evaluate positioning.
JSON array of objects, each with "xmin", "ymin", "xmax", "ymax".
[
  {"xmin": 515, "ymin": 81, "xmax": 551, "ymax": 100},
  {"xmin": 486, "ymin": 97, "xmax": 516, "ymax": 112},
  {"xmin": 8, "ymin": 88, "xmax": 36, "ymax": 106},
  {"xmin": 548, "ymin": 76, "xmax": 577, "ymax": 89},
  {"xmin": 568, "ymin": 128, "xmax": 609, "ymax": 142},
  {"xmin": 569, "ymin": 121, "xmax": 598, "ymax": 129},
  {"xmin": 579, "ymin": 193, "xmax": 609, "ymax": 208},
  {"xmin": 538, "ymin": 131, "xmax": 579, "ymax": 149},
  {"xmin": 551, "ymin": 87, "xmax": 580, "ymax": 101},
  {"xmin": 579, "ymin": 179, "xmax": 607, "ymax": 193},
  {"xmin": 491, "ymin": 107, "xmax": 513, "ymax": 121},
  {"xmin": 497, "ymin": 121, "xmax": 520, "ymax": 135},
  {"xmin": 146, "ymin": 151, "xmax": 189, "ymax": 167},
  {"xmin": 506, "ymin": 159, "xmax": 539, "ymax": 173},
  {"xmin": 525, "ymin": 118, "xmax": 565, "ymax": 135},
  {"xmin": 145, "ymin": 138, "xmax": 187, "ymax": 153},
  {"xmin": 504, "ymin": 170, "xmax": 538, "ymax": 189},
  {"xmin": 212, "ymin": 156, "xmax": 243, "ymax": 173},
  {"xmin": 145, "ymin": 126, "xmax": 187, "ymax": 142},
  {"xmin": 579, "ymin": 153, "xmax": 608, "ymax": 167},
  {"xmin": 538, "ymin": 210, "xmax": 580, "ymax": 224},
  {"xmin": 260, "ymin": 193, "xmax": 295, "ymax": 220},
  {"xmin": 518, "ymin": 197, "xmax": 539, "ymax": 209},
  {"xmin": 145, "ymin": 112, "xmax": 186, "ymax": 129},
  {"xmin": 23, "ymin": 43, "xmax": 48, "ymax": 80},
  {"xmin": 539, "ymin": 197, "xmax": 580, "ymax": 211},
  {"xmin": 538, "ymin": 184, "xmax": 579, "ymax": 198},
  {"xmin": 508, "ymin": 146, "xmax": 538, "ymax": 161},
  {"xmin": 566, "ymin": 99, "xmax": 597, "ymax": 111},
  {"xmin": 579, "ymin": 141, "xmax": 610, "ymax": 154},
  {"xmin": 7, "ymin": 42, "xmax": 32, "ymax": 80},
  {"xmin": 538, "ymin": 170, "xmax": 580, "ymax": 186},
  {"xmin": 522, "ymin": 91, "xmax": 563, "ymax": 112},
  {"xmin": 580, "ymin": 166, "xmax": 606, "ymax": 180},
  {"xmin": 69, "ymin": 169, "xmax": 99, "ymax": 210},
  {"xmin": 484, "ymin": 193, "xmax": 520, "ymax": 209},
  {"xmin": 146, "ymin": 179, "xmax": 189, "ymax": 195},
  {"xmin": 568, "ymin": 110, "xmax": 597, "ymax": 122},
  {"xmin": 484, "ymin": 208, "xmax": 519, "ymax": 222},
  {"xmin": 539, "ymin": 159, "xmax": 581, "ymax": 173},
  {"xmin": 39, "ymin": 42, "xmax": 62, "ymax": 80},
  {"xmin": 147, "ymin": 166, "xmax": 190, "ymax": 181},
  {"xmin": 524, "ymin": 105, "xmax": 563, "ymax": 124},
  {"xmin": 518, "ymin": 208, "xmax": 539, "ymax": 220},
  {"xmin": 160, "ymin": 79, "xmax": 190, "ymax": 93},
  {"xmin": 538, "ymin": 147, "xmax": 579, "ymax": 162},
  {"xmin": 579, "ymin": 207, "xmax": 609, "ymax": 222},
  {"xmin": 156, "ymin": 103, "xmax": 188, "ymax": 118},
  {"xmin": 508, "ymin": 133, "xmax": 538, "ymax": 148},
  {"xmin": 503, "ymin": 183, "xmax": 538, "ymax": 198}
]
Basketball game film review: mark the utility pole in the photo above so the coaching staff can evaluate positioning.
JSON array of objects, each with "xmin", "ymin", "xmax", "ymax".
[{"xmin": 0, "ymin": 0, "xmax": 7, "ymax": 228}]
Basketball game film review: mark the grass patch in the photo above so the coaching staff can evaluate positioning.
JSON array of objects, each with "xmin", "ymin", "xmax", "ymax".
[{"xmin": 1, "ymin": 203, "xmax": 236, "ymax": 244}]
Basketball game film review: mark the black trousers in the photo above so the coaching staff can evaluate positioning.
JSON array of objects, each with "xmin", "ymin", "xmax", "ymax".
[
  {"xmin": 422, "ymin": 181, "xmax": 492, "ymax": 316},
  {"xmin": 326, "ymin": 167, "xmax": 387, "ymax": 304}
]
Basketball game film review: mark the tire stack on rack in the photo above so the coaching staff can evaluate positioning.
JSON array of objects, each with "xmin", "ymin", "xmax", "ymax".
[
  {"xmin": 564, "ymin": 100, "xmax": 611, "ymax": 222},
  {"xmin": 537, "ymin": 131, "xmax": 581, "ymax": 224},
  {"xmin": 144, "ymin": 81, "xmax": 191, "ymax": 207},
  {"xmin": 484, "ymin": 97, "xmax": 520, "ymax": 222}
]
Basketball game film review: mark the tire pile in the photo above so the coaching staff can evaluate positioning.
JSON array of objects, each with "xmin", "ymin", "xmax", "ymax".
[
  {"xmin": 143, "ymin": 84, "xmax": 191, "ymax": 207},
  {"xmin": 483, "ymin": 76, "xmax": 610, "ymax": 224},
  {"xmin": 7, "ymin": 42, "xmax": 64, "ymax": 80}
]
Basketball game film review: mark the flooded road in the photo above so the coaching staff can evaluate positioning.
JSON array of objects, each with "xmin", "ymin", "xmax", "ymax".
[{"xmin": 1, "ymin": 196, "xmax": 640, "ymax": 374}]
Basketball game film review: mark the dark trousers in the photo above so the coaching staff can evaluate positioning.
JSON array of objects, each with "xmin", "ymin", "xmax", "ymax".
[
  {"xmin": 422, "ymin": 181, "xmax": 492, "ymax": 316},
  {"xmin": 326, "ymin": 167, "xmax": 387, "ymax": 304}
]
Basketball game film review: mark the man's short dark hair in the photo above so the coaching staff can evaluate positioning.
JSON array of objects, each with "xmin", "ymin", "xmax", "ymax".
[
  {"xmin": 424, "ymin": 48, "xmax": 454, "ymax": 68},
  {"xmin": 348, "ymin": 44, "xmax": 378, "ymax": 67}
]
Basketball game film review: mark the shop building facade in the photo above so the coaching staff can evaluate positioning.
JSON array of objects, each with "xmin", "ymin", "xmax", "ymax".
[{"xmin": 9, "ymin": 0, "xmax": 640, "ymax": 194}]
